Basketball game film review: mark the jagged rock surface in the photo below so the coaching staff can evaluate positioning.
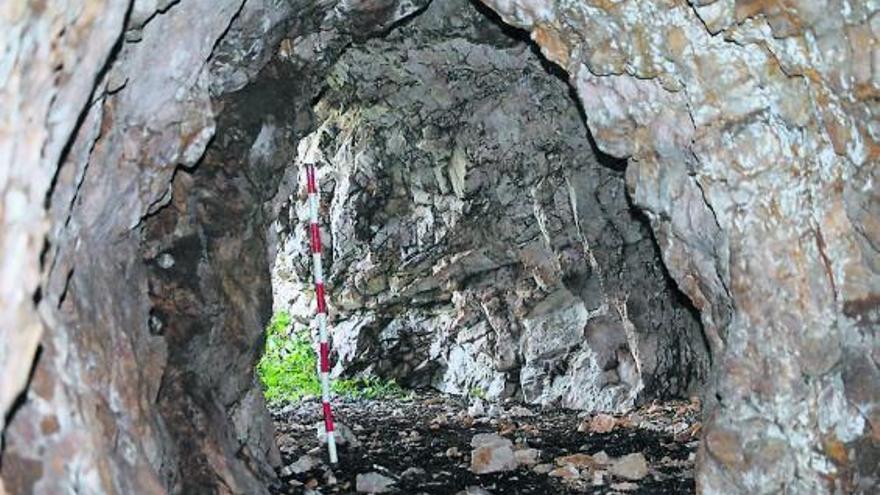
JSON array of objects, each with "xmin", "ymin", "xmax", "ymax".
[
  {"xmin": 273, "ymin": 0, "xmax": 708, "ymax": 412},
  {"xmin": 479, "ymin": 0, "xmax": 880, "ymax": 492},
  {"xmin": 0, "ymin": 1, "xmax": 429, "ymax": 494},
  {"xmin": 2, "ymin": 1, "xmax": 246, "ymax": 493},
  {"xmin": 0, "ymin": 0, "xmax": 877, "ymax": 494}
]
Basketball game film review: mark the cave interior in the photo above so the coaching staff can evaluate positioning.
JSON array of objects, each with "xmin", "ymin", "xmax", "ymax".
[{"xmin": 1, "ymin": 0, "xmax": 878, "ymax": 494}]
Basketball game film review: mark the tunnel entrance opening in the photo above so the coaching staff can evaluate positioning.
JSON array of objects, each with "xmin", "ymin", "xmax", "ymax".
[
  {"xmin": 263, "ymin": 0, "xmax": 708, "ymax": 408},
  {"xmin": 231, "ymin": 0, "xmax": 711, "ymax": 492}
]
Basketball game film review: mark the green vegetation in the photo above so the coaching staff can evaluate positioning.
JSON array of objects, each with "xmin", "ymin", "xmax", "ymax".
[
  {"xmin": 257, "ymin": 311, "xmax": 408, "ymax": 405},
  {"xmin": 468, "ymin": 386, "xmax": 487, "ymax": 400}
]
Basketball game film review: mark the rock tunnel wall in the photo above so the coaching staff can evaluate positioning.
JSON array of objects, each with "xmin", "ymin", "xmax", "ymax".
[
  {"xmin": 0, "ymin": 1, "xmax": 430, "ymax": 493},
  {"xmin": 0, "ymin": 1, "xmax": 877, "ymax": 494},
  {"xmin": 272, "ymin": 0, "xmax": 709, "ymax": 411},
  {"xmin": 477, "ymin": 1, "xmax": 880, "ymax": 492}
]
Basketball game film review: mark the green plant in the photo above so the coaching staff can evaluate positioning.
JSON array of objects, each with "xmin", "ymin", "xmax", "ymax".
[
  {"xmin": 468, "ymin": 386, "xmax": 487, "ymax": 400},
  {"xmin": 257, "ymin": 311, "xmax": 408, "ymax": 404},
  {"xmin": 334, "ymin": 376, "xmax": 409, "ymax": 400},
  {"xmin": 257, "ymin": 311, "xmax": 321, "ymax": 404}
]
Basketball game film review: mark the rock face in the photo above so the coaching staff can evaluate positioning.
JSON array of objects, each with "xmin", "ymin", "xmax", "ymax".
[
  {"xmin": 0, "ymin": 0, "xmax": 428, "ymax": 494},
  {"xmin": 273, "ymin": 0, "xmax": 708, "ymax": 411},
  {"xmin": 0, "ymin": 1, "xmax": 877, "ymax": 495},
  {"xmin": 0, "ymin": 0, "xmax": 129, "ymax": 449},
  {"xmin": 2, "ymin": 2, "xmax": 253, "ymax": 493},
  {"xmin": 478, "ymin": 0, "xmax": 880, "ymax": 493}
]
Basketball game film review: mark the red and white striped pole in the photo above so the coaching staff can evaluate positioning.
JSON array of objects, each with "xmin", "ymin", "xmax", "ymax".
[{"xmin": 305, "ymin": 163, "xmax": 338, "ymax": 464}]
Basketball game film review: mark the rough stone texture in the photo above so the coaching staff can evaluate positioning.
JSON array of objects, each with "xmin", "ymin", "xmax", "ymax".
[
  {"xmin": 273, "ymin": 0, "xmax": 708, "ymax": 412},
  {"xmin": 1, "ymin": 0, "xmax": 428, "ymax": 493},
  {"xmin": 1, "ymin": 0, "xmax": 878, "ymax": 494},
  {"xmin": 609, "ymin": 452, "xmax": 649, "ymax": 481},
  {"xmin": 470, "ymin": 433, "xmax": 518, "ymax": 474},
  {"xmin": 1, "ymin": 2, "xmax": 262, "ymax": 493},
  {"xmin": 478, "ymin": 0, "xmax": 880, "ymax": 492},
  {"xmin": 355, "ymin": 471, "xmax": 396, "ymax": 493},
  {"xmin": 0, "ymin": 0, "xmax": 128, "ymax": 443}
]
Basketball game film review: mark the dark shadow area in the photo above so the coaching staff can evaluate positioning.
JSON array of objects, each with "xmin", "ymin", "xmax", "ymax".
[{"xmin": 468, "ymin": 0, "xmax": 628, "ymax": 173}]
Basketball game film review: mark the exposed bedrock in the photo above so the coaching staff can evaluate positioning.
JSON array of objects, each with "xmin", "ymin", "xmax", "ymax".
[
  {"xmin": 1, "ymin": 1, "xmax": 427, "ymax": 493},
  {"xmin": 272, "ymin": 0, "xmax": 709, "ymax": 412},
  {"xmin": 0, "ymin": 0, "xmax": 877, "ymax": 494},
  {"xmin": 477, "ymin": 0, "xmax": 880, "ymax": 492}
]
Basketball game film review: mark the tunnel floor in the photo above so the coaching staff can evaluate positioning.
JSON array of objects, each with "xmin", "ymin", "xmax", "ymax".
[{"xmin": 270, "ymin": 392, "xmax": 700, "ymax": 494}]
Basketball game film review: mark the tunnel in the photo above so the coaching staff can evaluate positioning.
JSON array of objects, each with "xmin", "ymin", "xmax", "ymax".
[{"xmin": 1, "ymin": 1, "xmax": 878, "ymax": 494}]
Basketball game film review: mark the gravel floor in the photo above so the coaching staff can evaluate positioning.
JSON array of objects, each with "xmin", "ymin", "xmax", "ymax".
[{"xmin": 269, "ymin": 391, "xmax": 700, "ymax": 494}]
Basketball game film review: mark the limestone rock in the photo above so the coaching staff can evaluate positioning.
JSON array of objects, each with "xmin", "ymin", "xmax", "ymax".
[
  {"xmin": 0, "ymin": 0, "xmax": 436, "ymax": 493},
  {"xmin": 470, "ymin": 434, "xmax": 517, "ymax": 474},
  {"xmin": 548, "ymin": 465, "xmax": 580, "ymax": 479},
  {"xmin": 355, "ymin": 472, "xmax": 396, "ymax": 493},
  {"xmin": 556, "ymin": 453, "xmax": 597, "ymax": 470},
  {"xmin": 316, "ymin": 422, "xmax": 359, "ymax": 447},
  {"xmin": 2, "ymin": 0, "xmax": 877, "ymax": 493},
  {"xmin": 289, "ymin": 455, "xmax": 319, "ymax": 474},
  {"xmin": 585, "ymin": 413, "xmax": 617, "ymax": 434},
  {"xmin": 610, "ymin": 453, "xmax": 649, "ymax": 481},
  {"xmin": 514, "ymin": 448, "xmax": 541, "ymax": 467},
  {"xmin": 480, "ymin": 0, "xmax": 880, "ymax": 491},
  {"xmin": 274, "ymin": 0, "xmax": 708, "ymax": 413}
]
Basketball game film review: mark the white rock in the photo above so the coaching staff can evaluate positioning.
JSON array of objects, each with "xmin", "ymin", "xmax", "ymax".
[
  {"xmin": 316, "ymin": 422, "xmax": 359, "ymax": 447},
  {"xmin": 471, "ymin": 433, "xmax": 510, "ymax": 448},
  {"xmin": 507, "ymin": 405, "xmax": 535, "ymax": 417},
  {"xmin": 610, "ymin": 453, "xmax": 648, "ymax": 481},
  {"xmin": 548, "ymin": 465, "xmax": 580, "ymax": 479},
  {"xmin": 468, "ymin": 399, "xmax": 486, "ymax": 417},
  {"xmin": 514, "ymin": 448, "xmax": 541, "ymax": 466},
  {"xmin": 355, "ymin": 472, "xmax": 396, "ymax": 493},
  {"xmin": 593, "ymin": 450, "xmax": 611, "ymax": 465},
  {"xmin": 470, "ymin": 434, "xmax": 517, "ymax": 474},
  {"xmin": 289, "ymin": 454, "xmax": 319, "ymax": 474}
]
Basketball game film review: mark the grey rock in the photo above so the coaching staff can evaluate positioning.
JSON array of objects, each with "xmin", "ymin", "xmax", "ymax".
[
  {"xmin": 274, "ymin": 0, "xmax": 708, "ymax": 413},
  {"xmin": 514, "ymin": 448, "xmax": 541, "ymax": 467},
  {"xmin": 355, "ymin": 472, "xmax": 396, "ymax": 493},
  {"xmin": 2, "ymin": 0, "xmax": 877, "ymax": 493},
  {"xmin": 401, "ymin": 467, "xmax": 426, "ymax": 478},
  {"xmin": 470, "ymin": 434, "xmax": 517, "ymax": 474},
  {"xmin": 610, "ymin": 453, "xmax": 649, "ymax": 481},
  {"xmin": 507, "ymin": 406, "xmax": 535, "ymax": 418},
  {"xmin": 290, "ymin": 455, "xmax": 320, "ymax": 474},
  {"xmin": 316, "ymin": 422, "xmax": 359, "ymax": 447},
  {"xmin": 533, "ymin": 463, "xmax": 554, "ymax": 474}
]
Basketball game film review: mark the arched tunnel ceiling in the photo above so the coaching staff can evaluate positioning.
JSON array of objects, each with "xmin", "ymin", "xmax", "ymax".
[{"xmin": 1, "ymin": 0, "xmax": 878, "ymax": 494}]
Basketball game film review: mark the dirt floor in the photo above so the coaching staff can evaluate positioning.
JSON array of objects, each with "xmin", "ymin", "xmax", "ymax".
[{"xmin": 270, "ymin": 391, "xmax": 701, "ymax": 494}]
